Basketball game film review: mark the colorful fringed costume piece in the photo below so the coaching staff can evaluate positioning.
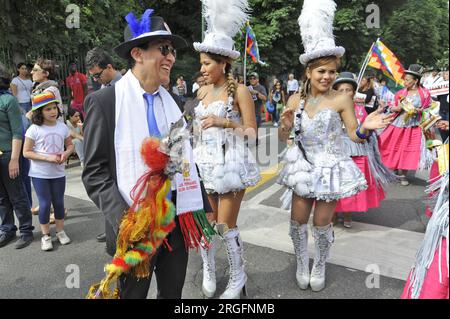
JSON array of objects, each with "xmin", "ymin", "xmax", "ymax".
[{"xmin": 87, "ymin": 134, "xmax": 215, "ymax": 299}]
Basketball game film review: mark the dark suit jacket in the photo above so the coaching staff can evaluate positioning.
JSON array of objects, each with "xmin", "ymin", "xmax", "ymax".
[{"xmin": 82, "ymin": 86, "xmax": 211, "ymax": 256}]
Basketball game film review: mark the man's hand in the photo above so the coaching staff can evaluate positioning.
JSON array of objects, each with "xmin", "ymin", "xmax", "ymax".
[{"xmin": 8, "ymin": 158, "xmax": 19, "ymax": 179}]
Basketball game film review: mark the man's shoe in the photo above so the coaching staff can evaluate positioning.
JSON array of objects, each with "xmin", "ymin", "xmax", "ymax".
[
  {"xmin": 96, "ymin": 233, "xmax": 106, "ymax": 242},
  {"xmin": 0, "ymin": 233, "xmax": 16, "ymax": 248},
  {"xmin": 15, "ymin": 235, "xmax": 34, "ymax": 249}
]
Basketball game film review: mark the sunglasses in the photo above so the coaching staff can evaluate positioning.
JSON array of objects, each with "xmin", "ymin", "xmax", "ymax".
[
  {"xmin": 92, "ymin": 69, "xmax": 105, "ymax": 79},
  {"xmin": 158, "ymin": 44, "xmax": 176, "ymax": 58}
]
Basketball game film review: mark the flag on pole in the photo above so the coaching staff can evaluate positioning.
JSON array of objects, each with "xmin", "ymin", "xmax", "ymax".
[
  {"xmin": 368, "ymin": 39, "xmax": 405, "ymax": 86},
  {"xmin": 246, "ymin": 23, "xmax": 266, "ymax": 66}
]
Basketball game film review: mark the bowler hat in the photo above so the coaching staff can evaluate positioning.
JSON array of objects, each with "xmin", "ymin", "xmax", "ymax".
[
  {"xmin": 333, "ymin": 71, "xmax": 357, "ymax": 91},
  {"xmin": 404, "ymin": 64, "xmax": 424, "ymax": 78}
]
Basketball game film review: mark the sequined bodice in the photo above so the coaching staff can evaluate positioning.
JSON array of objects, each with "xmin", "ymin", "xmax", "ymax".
[
  {"xmin": 195, "ymin": 100, "xmax": 241, "ymax": 123},
  {"xmin": 295, "ymin": 108, "xmax": 348, "ymax": 166},
  {"xmin": 194, "ymin": 100, "xmax": 242, "ymax": 157}
]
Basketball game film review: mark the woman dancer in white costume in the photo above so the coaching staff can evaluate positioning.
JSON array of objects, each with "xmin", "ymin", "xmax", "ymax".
[
  {"xmin": 277, "ymin": 0, "xmax": 394, "ymax": 292},
  {"xmin": 192, "ymin": 0, "xmax": 260, "ymax": 299}
]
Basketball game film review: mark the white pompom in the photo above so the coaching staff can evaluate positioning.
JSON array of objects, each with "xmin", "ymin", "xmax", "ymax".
[
  {"xmin": 288, "ymin": 175, "xmax": 296, "ymax": 187},
  {"xmin": 292, "ymin": 160, "xmax": 303, "ymax": 172},
  {"xmin": 286, "ymin": 146, "xmax": 300, "ymax": 163},
  {"xmin": 222, "ymin": 172, "xmax": 243, "ymax": 190},
  {"xmin": 295, "ymin": 171, "xmax": 311, "ymax": 184},
  {"xmin": 212, "ymin": 165, "xmax": 225, "ymax": 177},
  {"xmin": 213, "ymin": 179, "xmax": 226, "ymax": 194},
  {"xmin": 295, "ymin": 183, "xmax": 310, "ymax": 196},
  {"xmin": 287, "ymin": 164, "xmax": 297, "ymax": 175},
  {"xmin": 225, "ymin": 161, "xmax": 240, "ymax": 173}
]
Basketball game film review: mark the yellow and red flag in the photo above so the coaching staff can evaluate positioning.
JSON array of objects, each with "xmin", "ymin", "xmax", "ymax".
[{"xmin": 368, "ymin": 40, "xmax": 405, "ymax": 86}]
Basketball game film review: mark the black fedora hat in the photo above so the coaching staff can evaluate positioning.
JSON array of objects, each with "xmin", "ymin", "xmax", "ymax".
[
  {"xmin": 404, "ymin": 64, "xmax": 424, "ymax": 78},
  {"xmin": 333, "ymin": 71, "xmax": 357, "ymax": 91},
  {"xmin": 114, "ymin": 9, "xmax": 188, "ymax": 59}
]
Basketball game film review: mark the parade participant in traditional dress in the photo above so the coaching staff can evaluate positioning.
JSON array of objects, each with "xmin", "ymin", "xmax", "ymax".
[
  {"xmin": 277, "ymin": 0, "xmax": 393, "ymax": 292},
  {"xmin": 82, "ymin": 9, "xmax": 213, "ymax": 299},
  {"xmin": 401, "ymin": 131, "xmax": 448, "ymax": 299},
  {"xmin": 193, "ymin": 0, "xmax": 261, "ymax": 299},
  {"xmin": 378, "ymin": 64, "xmax": 433, "ymax": 186},
  {"xmin": 333, "ymin": 72, "xmax": 396, "ymax": 228}
]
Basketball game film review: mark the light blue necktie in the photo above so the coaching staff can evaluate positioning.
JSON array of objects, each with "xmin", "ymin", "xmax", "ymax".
[
  {"xmin": 143, "ymin": 92, "xmax": 172, "ymax": 200},
  {"xmin": 143, "ymin": 92, "xmax": 161, "ymax": 137}
]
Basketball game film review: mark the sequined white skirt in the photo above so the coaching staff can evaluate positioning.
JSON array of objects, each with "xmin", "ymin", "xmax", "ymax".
[
  {"xmin": 277, "ymin": 144, "xmax": 368, "ymax": 202},
  {"xmin": 194, "ymin": 133, "xmax": 261, "ymax": 194}
]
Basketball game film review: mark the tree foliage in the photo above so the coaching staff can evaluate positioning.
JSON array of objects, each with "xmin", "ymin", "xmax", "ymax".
[{"xmin": 0, "ymin": 0, "xmax": 448, "ymax": 83}]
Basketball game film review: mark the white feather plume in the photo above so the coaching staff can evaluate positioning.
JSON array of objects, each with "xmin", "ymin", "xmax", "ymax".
[
  {"xmin": 202, "ymin": 0, "xmax": 250, "ymax": 37},
  {"xmin": 298, "ymin": 0, "xmax": 337, "ymax": 51},
  {"xmin": 298, "ymin": 0, "xmax": 345, "ymax": 64}
]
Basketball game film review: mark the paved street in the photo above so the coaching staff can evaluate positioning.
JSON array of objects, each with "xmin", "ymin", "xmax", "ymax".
[{"xmin": 0, "ymin": 124, "xmax": 430, "ymax": 299}]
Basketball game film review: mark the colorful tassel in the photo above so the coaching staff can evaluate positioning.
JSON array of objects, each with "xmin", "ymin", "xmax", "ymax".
[
  {"xmin": 87, "ymin": 138, "xmax": 176, "ymax": 299},
  {"xmin": 178, "ymin": 210, "xmax": 216, "ymax": 250},
  {"xmin": 87, "ymin": 135, "xmax": 215, "ymax": 299}
]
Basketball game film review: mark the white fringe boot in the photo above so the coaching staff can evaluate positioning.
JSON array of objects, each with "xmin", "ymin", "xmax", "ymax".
[
  {"xmin": 200, "ymin": 235, "xmax": 219, "ymax": 298},
  {"xmin": 289, "ymin": 220, "xmax": 310, "ymax": 289},
  {"xmin": 218, "ymin": 226, "xmax": 247, "ymax": 299},
  {"xmin": 310, "ymin": 224, "xmax": 334, "ymax": 292}
]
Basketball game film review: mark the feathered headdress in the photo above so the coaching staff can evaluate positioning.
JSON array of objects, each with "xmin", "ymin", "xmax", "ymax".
[
  {"xmin": 193, "ymin": 0, "xmax": 250, "ymax": 59},
  {"xmin": 298, "ymin": 0, "xmax": 345, "ymax": 65}
]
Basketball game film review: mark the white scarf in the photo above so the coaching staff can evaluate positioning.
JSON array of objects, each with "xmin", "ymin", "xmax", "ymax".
[{"xmin": 114, "ymin": 70, "xmax": 203, "ymax": 215}]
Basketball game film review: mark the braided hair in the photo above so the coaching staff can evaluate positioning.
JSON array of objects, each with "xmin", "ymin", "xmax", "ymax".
[
  {"xmin": 296, "ymin": 78, "xmax": 312, "ymax": 164},
  {"xmin": 226, "ymin": 67, "xmax": 236, "ymax": 100}
]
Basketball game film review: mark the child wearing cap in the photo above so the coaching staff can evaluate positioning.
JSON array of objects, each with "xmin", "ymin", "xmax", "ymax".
[{"xmin": 23, "ymin": 92, "xmax": 74, "ymax": 251}]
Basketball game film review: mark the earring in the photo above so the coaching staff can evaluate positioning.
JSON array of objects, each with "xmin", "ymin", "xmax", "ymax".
[{"xmin": 223, "ymin": 67, "xmax": 226, "ymax": 75}]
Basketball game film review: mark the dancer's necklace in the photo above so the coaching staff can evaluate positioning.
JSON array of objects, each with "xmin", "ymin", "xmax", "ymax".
[
  {"xmin": 212, "ymin": 82, "xmax": 227, "ymax": 98},
  {"xmin": 307, "ymin": 91, "xmax": 329, "ymax": 106}
]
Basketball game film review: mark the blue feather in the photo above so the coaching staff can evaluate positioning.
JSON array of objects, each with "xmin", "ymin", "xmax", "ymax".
[
  {"xmin": 125, "ymin": 12, "xmax": 140, "ymax": 38},
  {"xmin": 125, "ymin": 9, "xmax": 154, "ymax": 38},
  {"xmin": 139, "ymin": 9, "xmax": 154, "ymax": 35}
]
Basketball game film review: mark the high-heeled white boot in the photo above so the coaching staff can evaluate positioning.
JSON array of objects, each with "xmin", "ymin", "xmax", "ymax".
[
  {"xmin": 218, "ymin": 226, "xmax": 247, "ymax": 299},
  {"xmin": 200, "ymin": 235, "xmax": 218, "ymax": 298},
  {"xmin": 310, "ymin": 224, "xmax": 334, "ymax": 292},
  {"xmin": 289, "ymin": 220, "xmax": 310, "ymax": 290}
]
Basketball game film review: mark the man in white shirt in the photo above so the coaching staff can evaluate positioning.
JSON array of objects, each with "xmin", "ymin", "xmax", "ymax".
[
  {"xmin": 287, "ymin": 73, "xmax": 299, "ymax": 97},
  {"xmin": 423, "ymin": 67, "xmax": 443, "ymax": 89}
]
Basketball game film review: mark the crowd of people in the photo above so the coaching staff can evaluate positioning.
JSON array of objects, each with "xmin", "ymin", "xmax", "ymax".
[{"xmin": 0, "ymin": 0, "xmax": 448, "ymax": 300}]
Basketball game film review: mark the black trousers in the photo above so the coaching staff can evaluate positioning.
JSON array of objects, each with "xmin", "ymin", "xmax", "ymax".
[
  {"xmin": 0, "ymin": 151, "xmax": 33, "ymax": 236},
  {"xmin": 118, "ymin": 216, "xmax": 188, "ymax": 299}
]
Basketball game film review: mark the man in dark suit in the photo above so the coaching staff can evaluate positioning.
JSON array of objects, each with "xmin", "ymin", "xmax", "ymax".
[{"xmin": 82, "ymin": 10, "xmax": 211, "ymax": 299}]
